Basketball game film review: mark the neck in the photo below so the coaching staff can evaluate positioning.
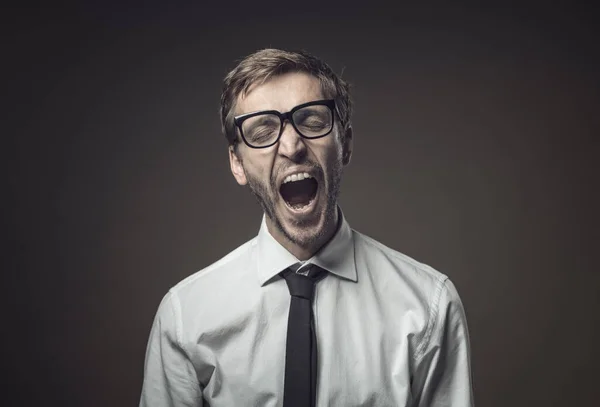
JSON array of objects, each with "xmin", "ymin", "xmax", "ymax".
[{"xmin": 267, "ymin": 208, "xmax": 340, "ymax": 261}]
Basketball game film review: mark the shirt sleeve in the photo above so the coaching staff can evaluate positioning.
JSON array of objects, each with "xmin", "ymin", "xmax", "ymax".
[
  {"xmin": 140, "ymin": 291, "xmax": 204, "ymax": 407},
  {"xmin": 411, "ymin": 278, "xmax": 475, "ymax": 407}
]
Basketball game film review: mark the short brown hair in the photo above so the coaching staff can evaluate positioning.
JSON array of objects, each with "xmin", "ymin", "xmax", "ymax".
[{"xmin": 220, "ymin": 48, "xmax": 353, "ymax": 147}]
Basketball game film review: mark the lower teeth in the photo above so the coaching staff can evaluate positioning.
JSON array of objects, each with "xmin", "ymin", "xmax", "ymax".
[{"xmin": 288, "ymin": 200, "xmax": 311, "ymax": 210}]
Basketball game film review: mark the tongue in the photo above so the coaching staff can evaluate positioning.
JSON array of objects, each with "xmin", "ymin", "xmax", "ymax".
[
  {"xmin": 287, "ymin": 191, "xmax": 311, "ymax": 206},
  {"xmin": 280, "ymin": 178, "xmax": 316, "ymax": 207}
]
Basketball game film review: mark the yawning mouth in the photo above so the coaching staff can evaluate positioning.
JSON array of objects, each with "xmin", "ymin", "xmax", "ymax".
[{"xmin": 279, "ymin": 172, "xmax": 318, "ymax": 210}]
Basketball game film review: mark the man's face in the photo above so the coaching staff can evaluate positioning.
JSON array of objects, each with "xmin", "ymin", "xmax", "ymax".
[{"xmin": 229, "ymin": 71, "xmax": 352, "ymax": 250}]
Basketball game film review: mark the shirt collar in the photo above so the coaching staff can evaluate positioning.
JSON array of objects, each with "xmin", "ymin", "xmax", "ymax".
[{"xmin": 255, "ymin": 207, "xmax": 357, "ymax": 286}]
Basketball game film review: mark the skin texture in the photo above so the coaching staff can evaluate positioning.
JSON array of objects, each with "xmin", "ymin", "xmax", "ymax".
[{"xmin": 229, "ymin": 72, "xmax": 353, "ymax": 260}]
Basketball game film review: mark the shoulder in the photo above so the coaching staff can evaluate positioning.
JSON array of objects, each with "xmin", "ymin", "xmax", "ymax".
[
  {"xmin": 167, "ymin": 237, "xmax": 257, "ymax": 303},
  {"xmin": 351, "ymin": 229, "xmax": 467, "ymax": 357},
  {"xmin": 350, "ymin": 228, "xmax": 464, "ymax": 324},
  {"xmin": 352, "ymin": 228, "xmax": 449, "ymax": 291},
  {"xmin": 148, "ymin": 237, "xmax": 259, "ymax": 344}
]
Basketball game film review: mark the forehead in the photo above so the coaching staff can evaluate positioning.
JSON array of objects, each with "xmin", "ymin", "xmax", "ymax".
[{"xmin": 235, "ymin": 71, "xmax": 323, "ymax": 116}]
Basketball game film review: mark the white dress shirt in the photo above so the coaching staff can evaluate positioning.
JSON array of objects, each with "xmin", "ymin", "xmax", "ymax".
[{"xmin": 140, "ymin": 209, "xmax": 474, "ymax": 406}]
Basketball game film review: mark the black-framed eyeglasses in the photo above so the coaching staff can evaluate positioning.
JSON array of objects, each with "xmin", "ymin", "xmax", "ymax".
[{"xmin": 233, "ymin": 99, "xmax": 335, "ymax": 149}]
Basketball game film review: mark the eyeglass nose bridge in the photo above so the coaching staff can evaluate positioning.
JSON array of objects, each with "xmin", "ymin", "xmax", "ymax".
[{"xmin": 276, "ymin": 110, "xmax": 304, "ymax": 140}]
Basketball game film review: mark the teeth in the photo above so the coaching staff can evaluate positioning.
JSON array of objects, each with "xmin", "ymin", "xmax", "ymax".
[{"xmin": 283, "ymin": 172, "xmax": 313, "ymax": 184}]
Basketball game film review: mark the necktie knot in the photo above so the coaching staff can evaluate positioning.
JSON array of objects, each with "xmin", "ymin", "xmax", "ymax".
[{"xmin": 281, "ymin": 267, "xmax": 325, "ymax": 301}]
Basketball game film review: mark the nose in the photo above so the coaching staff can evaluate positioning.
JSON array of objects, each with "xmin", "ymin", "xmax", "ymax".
[{"xmin": 277, "ymin": 121, "xmax": 307, "ymax": 162}]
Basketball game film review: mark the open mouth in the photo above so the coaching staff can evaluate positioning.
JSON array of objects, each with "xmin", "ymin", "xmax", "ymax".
[{"xmin": 279, "ymin": 172, "xmax": 318, "ymax": 211}]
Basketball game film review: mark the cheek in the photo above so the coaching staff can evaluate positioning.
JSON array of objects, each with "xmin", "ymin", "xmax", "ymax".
[
  {"xmin": 320, "ymin": 140, "xmax": 345, "ymax": 166},
  {"xmin": 310, "ymin": 133, "xmax": 342, "ymax": 157},
  {"xmin": 244, "ymin": 154, "xmax": 277, "ymax": 185}
]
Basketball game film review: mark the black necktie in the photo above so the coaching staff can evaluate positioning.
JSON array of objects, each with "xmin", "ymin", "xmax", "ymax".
[{"xmin": 280, "ymin": 266, "xmax": 326, "ymax": 407}]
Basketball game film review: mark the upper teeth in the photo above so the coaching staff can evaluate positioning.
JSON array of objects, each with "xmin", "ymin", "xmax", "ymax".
[{"xmin": 283, "ymin": 172, "xmax": 313, "ymax": 184}]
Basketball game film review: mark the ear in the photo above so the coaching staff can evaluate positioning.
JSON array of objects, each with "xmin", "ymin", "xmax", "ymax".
[
  {"xmin": 342, "ymin": 126, "xmax": 353, "ymax": 166},
  {"xmin": 229, "ymin": 145, "xmax": 248, "ymax": 185}
]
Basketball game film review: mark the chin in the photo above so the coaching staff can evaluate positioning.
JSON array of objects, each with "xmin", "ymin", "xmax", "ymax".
[{"xmin": 277, "ymin": 200, "xmax": 335, "ymax": 248}]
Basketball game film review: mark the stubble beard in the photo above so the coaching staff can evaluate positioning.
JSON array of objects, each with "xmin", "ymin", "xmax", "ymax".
[{"xmin": 245, "ymin": 159, "xmax": 344, "ymax": 249}]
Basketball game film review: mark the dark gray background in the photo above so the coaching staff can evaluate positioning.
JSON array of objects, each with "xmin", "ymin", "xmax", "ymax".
[{"xmin": 4, "ymin": 1, "xmax": 599, "ymax": 406}]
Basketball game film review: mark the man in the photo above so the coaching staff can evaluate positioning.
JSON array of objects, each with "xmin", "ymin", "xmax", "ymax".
[{"xmin": 140, "ymin": 48, "xmax": 474, "ymax": 406}]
